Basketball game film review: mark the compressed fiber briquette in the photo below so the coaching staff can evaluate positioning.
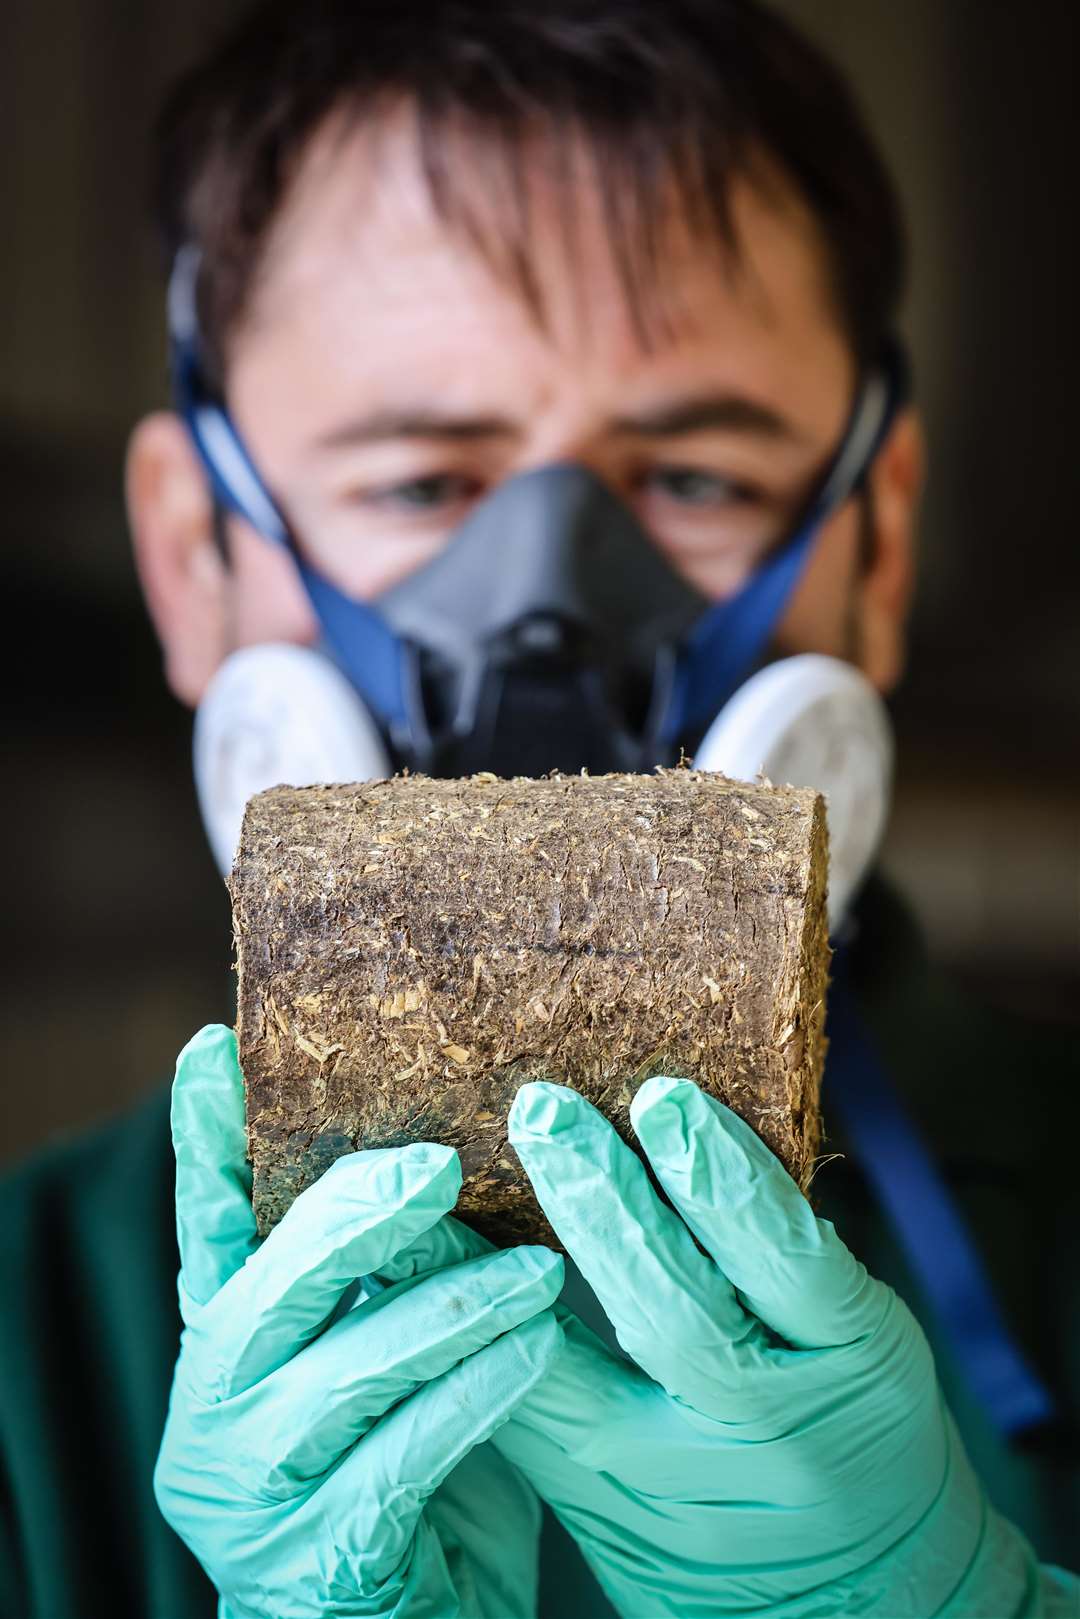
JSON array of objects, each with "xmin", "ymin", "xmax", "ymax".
[{"xmin": 232, "ymin": 769, "xmax": 830, "ymax": 1246}]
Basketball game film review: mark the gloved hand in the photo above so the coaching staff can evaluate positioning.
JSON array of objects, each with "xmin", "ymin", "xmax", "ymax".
[
  {"xmin": 487, "ymin": 1076, "xmax": 1077, "ymax": 1619},
  {"xmin": 154, "ymin": 1026, "xmax": 564, "ymax": 1619}
]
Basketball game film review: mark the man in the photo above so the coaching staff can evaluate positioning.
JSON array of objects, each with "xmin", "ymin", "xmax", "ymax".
[{"xmin": 2, "ymin": 2, "xmax": 1077, "ymax": 1616}]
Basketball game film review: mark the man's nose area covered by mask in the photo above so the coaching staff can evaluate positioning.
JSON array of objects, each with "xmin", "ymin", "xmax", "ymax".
[
  {"xmin": 193, "ymin": 428, "xmax": 895, "ymax": 903},
  {"xmin": 376, "ymin": 462, "xmax": 711, "ymax": 776}
]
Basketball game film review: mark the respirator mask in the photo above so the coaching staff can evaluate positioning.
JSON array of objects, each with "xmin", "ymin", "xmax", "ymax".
[{"xmin": 169, "ymin": 246, "xmax": 908, "ymax": 931}]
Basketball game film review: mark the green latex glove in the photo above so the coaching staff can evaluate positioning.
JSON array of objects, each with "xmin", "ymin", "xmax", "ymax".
[
  {"xmin": 490, "ymin": 1076, "xmax": 1079, "ymax": 1619},
  {"xmin": 154, "ymin": 1026, "xmax": 564, "ymax": 1619}
]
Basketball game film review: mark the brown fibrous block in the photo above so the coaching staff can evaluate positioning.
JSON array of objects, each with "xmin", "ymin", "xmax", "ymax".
[{"xmin": 232, "ymin": 769, "xmax": 830, "ymax": 1246}]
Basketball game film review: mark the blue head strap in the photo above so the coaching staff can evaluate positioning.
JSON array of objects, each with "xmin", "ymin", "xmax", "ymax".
[
  {"xmin": 662, "ymin": 347, "xmax": 909, "ymax": 743},
  {"xmin": 168, "ymin": 244, "xmax": 908, "ymax": 756},
  {"xmin": 168, "ymin": 247, "xmax": 412, "ymax": 738}
]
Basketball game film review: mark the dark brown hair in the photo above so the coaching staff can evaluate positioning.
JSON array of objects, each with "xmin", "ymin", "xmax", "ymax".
[{"xmin": 154, "ymin": 0, "xmax": 906, "ymax": 390}]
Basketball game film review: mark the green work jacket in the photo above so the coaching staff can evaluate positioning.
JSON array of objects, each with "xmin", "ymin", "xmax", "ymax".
[{"xmin": 1, "ymin": 878, "xmax": 1076, "ymax": 1618}]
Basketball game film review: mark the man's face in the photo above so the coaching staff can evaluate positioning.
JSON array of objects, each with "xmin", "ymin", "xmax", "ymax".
[{"xmin": 128, "ymin": 111, "xmax": 922, "ymax": 706}]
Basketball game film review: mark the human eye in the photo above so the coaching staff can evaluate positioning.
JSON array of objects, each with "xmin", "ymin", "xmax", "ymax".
[
  {"xmin": 641, "ymin": 465, "xmax": 758, "ymax": 509},
  {"xmin": 358, "ymin": 471, "xmax": 485, "ymax": 515},
  {"xmin": 630, "ymin": 460, "xmax": 782, "ymax": 585}
]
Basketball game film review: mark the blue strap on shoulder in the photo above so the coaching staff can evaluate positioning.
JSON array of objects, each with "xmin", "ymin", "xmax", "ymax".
[{"xmin": 826, "ymin": 956, "xmax": 1056, "ymax": 1441}]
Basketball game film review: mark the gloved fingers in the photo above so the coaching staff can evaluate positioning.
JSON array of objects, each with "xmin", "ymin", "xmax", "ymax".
[
  {"xmin": 328, "ymin": 1311, "xmax": 563, "ymax": 1578},
  {"xmin": 171, "ymin": 1025, "xmax": 259, "ymax": 1322},
  {"xmin": 234, "ymin": 1246, "xmax": 564, "ymax": 1498},
  {"xmin": 631, "ymin": 1075, "xmax": 886, "ymax": 1348},
  {"xmin": 494, "ymin": 1370, "xmax": 699, "ymax": 1517},
  {"xmin": 373, "ymin": 1212, "xmax": 494, "ymax": 1286},
  {"xmin": 509, "ymin": 1081, "xmax": 755, "ymax": 1409},
  {"xmin": 187, "ymin": 1142, "xmax": 462, "ymax": 1401},
  {"xmin": 423, "ymin": 1443, "xmax": 546, "ymax": 1619},
  {"xmin": 500, "ymin": 1307, "xmax": 671, "ymax": 1464}
]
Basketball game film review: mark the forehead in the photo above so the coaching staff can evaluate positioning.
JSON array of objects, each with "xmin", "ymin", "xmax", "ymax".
[{"xmin": 231, "ymin": 106, "xmax": 854, "ymax": 428}]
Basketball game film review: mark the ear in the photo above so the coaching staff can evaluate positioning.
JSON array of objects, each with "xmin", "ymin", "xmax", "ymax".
[
  {"xmin": 856, "ymin": 405, "xmax": 926, "ymax": 692},
  {"xmin": 125, "ymin": 412, "xmax": 230, "ymax": 707}
]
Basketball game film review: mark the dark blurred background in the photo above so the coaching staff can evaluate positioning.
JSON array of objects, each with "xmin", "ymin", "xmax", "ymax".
[{"xmin": 2, "ymin": 0, "xmax": 1077, "ymax": 1165}]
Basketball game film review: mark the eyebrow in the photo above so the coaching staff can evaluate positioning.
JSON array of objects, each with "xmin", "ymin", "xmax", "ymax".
[
  {"xmin": 311, "ymin": 391, "xmax": 805, "ymax": 452},
  {"xmin": 611, "ymin": 392, "xmax": 806, "ymax": 442},
  {"xmin": 312, "ymin": 410, "xmax": 516, "ymax": 451}
]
